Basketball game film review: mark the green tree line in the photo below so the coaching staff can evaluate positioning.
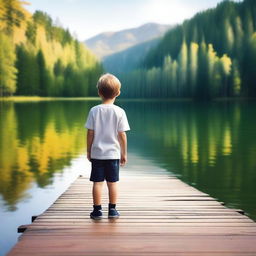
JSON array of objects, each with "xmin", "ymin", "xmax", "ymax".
[
  {"xmin": 120, "ymin": 0, "xmax": 256, "ymax": 99},
  {"xmin": 0, "ymin": 0, "xmax": 103, "ymax": 97}
]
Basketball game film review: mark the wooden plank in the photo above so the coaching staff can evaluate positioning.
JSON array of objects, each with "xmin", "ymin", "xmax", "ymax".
[
  {"xmin": 8, "ymin": 235, "xmax": 256, "ymax": 254},
  {"xmin": 7, "ymin": 174, "xmax": 256, "ymax": 255},
  {"xmin": 21, "ymin": 225, "xmax": 256, "ymax": 235},
  {"xmin": 20, "ymin": 222, "xmax": 256, "ymax": 227}
]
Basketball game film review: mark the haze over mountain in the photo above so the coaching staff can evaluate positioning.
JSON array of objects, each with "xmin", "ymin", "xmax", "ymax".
[
  {"xmin": 84, "ymin": 23, "xmax": 172, "ymax": 59},
  {"xmin": 103, "ymin": 38, "xmax": 160, "ymax": 75}
]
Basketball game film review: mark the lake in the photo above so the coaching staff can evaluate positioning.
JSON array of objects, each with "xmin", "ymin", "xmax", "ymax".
[{"xmin": 1, "ymin": 99, "xmax": 256, "ymax": 255}]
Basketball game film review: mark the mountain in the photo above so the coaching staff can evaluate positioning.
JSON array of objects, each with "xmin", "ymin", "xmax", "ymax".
[{"xmin": 84, "ymin": 23, "xmax": 172, "ymax": 59}]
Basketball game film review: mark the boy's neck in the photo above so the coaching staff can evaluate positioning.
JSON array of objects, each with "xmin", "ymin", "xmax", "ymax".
[{"xmin": 102, "ymin": 98, "xmax": 116, "ymax": 105}]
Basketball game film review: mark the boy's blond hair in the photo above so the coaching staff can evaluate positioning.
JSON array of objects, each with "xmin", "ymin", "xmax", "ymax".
[{"xmin": 97, "ymin": 73, "xmax": 121, "ymax": 99}]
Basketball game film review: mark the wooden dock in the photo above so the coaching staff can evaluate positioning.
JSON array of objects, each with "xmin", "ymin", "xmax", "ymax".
[{"xmin": 8, "ymin": 171, "xmax": 256, "ymax": 255}]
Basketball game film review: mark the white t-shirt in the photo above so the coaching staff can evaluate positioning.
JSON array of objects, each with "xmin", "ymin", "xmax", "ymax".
[{"xmin": 85, "ymin": 104, "xmax": 130, "ymax": 159}]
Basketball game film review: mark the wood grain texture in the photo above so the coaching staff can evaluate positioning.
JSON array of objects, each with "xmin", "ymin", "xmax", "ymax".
[{"xmin": 8, "ymin": 173, "xmax": 256, "ymax": 256}]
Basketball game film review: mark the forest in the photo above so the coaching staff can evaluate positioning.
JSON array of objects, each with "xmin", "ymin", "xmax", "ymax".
[
  {"xmin": 0, "ymin": 0, "xmax": 103, "ymax": 97},
  {"xmin": 1, "ymin": 0, "xmax": 256, "ymax": 100},
  {"xmin": 120, "ymin": 0, "xmax": 256, "ymax": 99}
]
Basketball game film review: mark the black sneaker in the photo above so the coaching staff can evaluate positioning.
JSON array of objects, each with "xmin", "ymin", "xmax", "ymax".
[
  {"xmin": 90, "ymin": 205, "xmax": 103, "ymax": 220},
  {"xmin": 108, "ymin": 208, "xmax": 120, "ymax": 218}
]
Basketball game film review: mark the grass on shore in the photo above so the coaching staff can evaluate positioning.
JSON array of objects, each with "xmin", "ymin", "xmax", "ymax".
[{"xmin": 0, "ymin": 96, "xmax": 100, "ymax": 102}]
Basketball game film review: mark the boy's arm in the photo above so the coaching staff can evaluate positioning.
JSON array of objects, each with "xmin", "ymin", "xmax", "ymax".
[
  {"xmin": 87, "ymin": 129, "xmax": 94, "ymax": 161},
  {"xmin": 118, "ymin": 131, "xmax": 127, "ymax": 166}
]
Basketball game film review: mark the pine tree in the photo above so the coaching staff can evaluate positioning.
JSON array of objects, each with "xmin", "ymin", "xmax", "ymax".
[
  {"xmin": 195, "ymin": 40, "xmax": 208, "ymax": 99},
  {"xmin": 171, "ymin": 60, "xmax": 178, "ymax": 97},
  {"xmin": 25, "ymin": 20, "xmax": 37, "ymax": 44},
  {"xmin": 37, "ymin": 50, "xmax": 50, "ymax": 96},
  {"xmin": 1, "ymin": 0, "xmax": 28, "ymax": 35},
  {"xmin": 234, "ymin": 16, "xmax": 244, "ymax": 58},
  {"xmin": 0, "ymin": 32, "xmax": 17, "ymax": 96},
  {"xmin": 219, "ymin": 54, "xmax": 232, "ymax": 97},
  {"xmin": 177, "ymin": 40, "xmax": 188, "ymax": 96},
  {"xmin": 231, "ymin": 59, "xmax": 241, "ymax": 96},
  {"xmin": 223, "ymin": 19, "xmax": 234, "ymax": 53},
  {"xmin": 15, "ymin": 45, "xmax": 40, "ymax": 95},
  {"xmin": 162, "ymin": 55, "xmax": 172, "ymax": 97},
  {"xmin": 188, "ymin": 42, "xmax": 199, "ymax": 96}
]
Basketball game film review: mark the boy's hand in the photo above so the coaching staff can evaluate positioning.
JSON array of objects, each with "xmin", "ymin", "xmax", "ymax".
[
  {"xmin": 87, "ymin": 129, "xmax": 94, "ymax": 162},
  {"xmin": 120, "ymin": 154, "xmax": 127, "ymax": 166},
  {"xmin": 87, "ymin": 151, "xmax": 91, "ymax": 162},
  {"xmin": 118, "ymin": 131, "xmax": 127, "ymax": 166}
]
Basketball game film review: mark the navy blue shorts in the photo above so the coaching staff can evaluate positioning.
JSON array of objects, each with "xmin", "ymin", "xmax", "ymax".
[{"xmin": 90, "ymin": 159, "xmax": 119, "ymax": 182}]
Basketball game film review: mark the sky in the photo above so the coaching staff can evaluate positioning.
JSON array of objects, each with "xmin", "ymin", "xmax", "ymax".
[{"xmin": 26, "ymin": 0, "xmax": 236, "ymax": 41}]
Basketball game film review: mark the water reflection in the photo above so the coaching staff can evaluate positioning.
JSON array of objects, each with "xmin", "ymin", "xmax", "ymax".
[
  {"xmin": 0, "ymin": 99, "xmax": 256, "ymax": 221},
  {"xmin": 0, "ymin": 101, "xmax": 95, "ymax": 211},
  {"xmin": 120, "ymin": 100, "xmax": 256, "ymax": 220}
]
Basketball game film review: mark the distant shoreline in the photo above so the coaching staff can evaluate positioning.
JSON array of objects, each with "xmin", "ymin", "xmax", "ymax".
[{"xmin": 0, "ymin": 96, "xmax": 255, "ymax": 103}]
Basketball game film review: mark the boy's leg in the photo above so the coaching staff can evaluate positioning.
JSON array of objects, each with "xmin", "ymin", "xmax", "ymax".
[
  {"xmin": 105, "ymin": 159, "xmax": 119, "ymax": 204},
  {"xmin": 92, "ymin": 181, "xmax": 104, "ymax": 205},
  {"xmin": 107, "ymin": 181, "xmax": 120, "ymax": 218},
  {"xmin": 105, "ymin": 160, "xmax": 120, "ymax": 218},
  {"xmin": 107, "ymin": 181, "xmax": 118, "ymax": 204},
  {"xmin": 89, "ymin": 159, "xmax": 104, "ymax": 219},
  {"xmin": 90, "ymin": 182, "xmax": 104, "ymax": 220}
]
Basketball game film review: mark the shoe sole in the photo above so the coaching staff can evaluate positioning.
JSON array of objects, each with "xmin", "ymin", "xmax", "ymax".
[
  {"xmin": 108, "ymin": 215, "xmax": 120, "ymax": 219},
  {"xmin": 90, "ymin": 215, "xmax": 103, "ymax": 220}
]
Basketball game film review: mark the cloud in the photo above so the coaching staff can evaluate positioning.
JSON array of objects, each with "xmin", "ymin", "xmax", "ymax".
[
  {"xmin": 141, "ymin": 0, "xmax": 201, "ymax": 25},
  {"xmin": 63, "ymin": 0, "xmax": 80, "ymax": 3}
]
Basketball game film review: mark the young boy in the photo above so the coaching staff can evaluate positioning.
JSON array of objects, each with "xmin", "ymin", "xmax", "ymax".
[{"xmin": 85, "ymin": 73, "xmax": 130, "ymax": 220}]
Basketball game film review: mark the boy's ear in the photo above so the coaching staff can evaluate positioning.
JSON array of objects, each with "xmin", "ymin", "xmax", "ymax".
[{"xmin": 117, "ymin": 90, "xmax": 121, "ymax": 96}]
